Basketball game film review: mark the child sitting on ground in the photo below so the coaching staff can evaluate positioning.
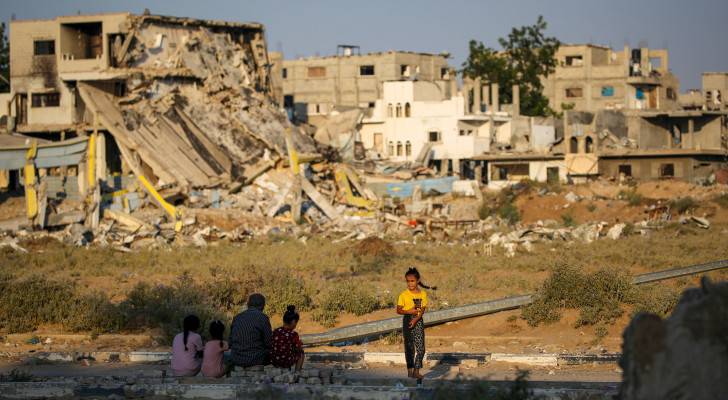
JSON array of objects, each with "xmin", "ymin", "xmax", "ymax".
[
  {"xmin": 171, "ymin": 315, "xmax": 203, "ymax": 377},
  {"xmin": 202, "ymin": 320, "xmax": 230, "ymax": 378},
  {"xmin": 271, "ymin": 305, "xmax": 305, "ymax": 371}
]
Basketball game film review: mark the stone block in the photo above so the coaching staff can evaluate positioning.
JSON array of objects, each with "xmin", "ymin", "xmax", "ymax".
[
  {"xmin": 460, "ymin": 359, "xmax": 479, "ymax": 369},
  {"xmin": 306, "ymin": 377, "xmax": 322, "ymax": 385}
]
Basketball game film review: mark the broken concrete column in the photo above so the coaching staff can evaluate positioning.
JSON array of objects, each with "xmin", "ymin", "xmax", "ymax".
[
  {"xmin": 619, "ymin": 277, "xmax": 728, "ymax": 400},
  {"xmin": 512, "ymin": 84, "xmax": 520, "ymax": 116},
  {"xmin": 491, "ymin": 83, "xmax": 499, "ymax": 113}
]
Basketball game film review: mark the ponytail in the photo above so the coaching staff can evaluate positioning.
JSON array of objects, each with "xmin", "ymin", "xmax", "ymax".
[
  {"xmin": 182, "ymin": 315, "xmax": 201, "ymax": 351},
  {"xmin": 406, "ymin": 267, "xmax": 437, "ymax": 291},
  {"xmin": 209, "ymin": 320, "xmax": 225, "ymax": 348}
]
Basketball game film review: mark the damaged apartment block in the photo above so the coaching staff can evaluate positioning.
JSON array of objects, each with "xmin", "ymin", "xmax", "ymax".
[{"xmin": 0, "ymin": 12, "xmax": 317, "ymax": 231}]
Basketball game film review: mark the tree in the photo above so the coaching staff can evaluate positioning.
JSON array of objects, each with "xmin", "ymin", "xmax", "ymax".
[
  {"xmin": 0, "ymin": 23, "xmax": 8, "ymax": 93},
  {"xmin": 462, "ymin": 16, "xmax": 560, "ymax": 117}
]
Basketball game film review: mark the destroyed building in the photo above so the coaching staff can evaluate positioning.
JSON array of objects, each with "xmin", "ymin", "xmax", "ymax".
[
  {"xmin": 273, "ymin": 46, "xmax": 454, "ymax": 125},
  {"xmin": 542, "ymin": 44, "xmax": 680, "ymax": 114},
  {"xmin": 679, "ymin": 71, "xmax": 728, "ymax": 111},
  {"xmin": 1, "ymin": 12, "xmax": 317, "ymax": 188}
]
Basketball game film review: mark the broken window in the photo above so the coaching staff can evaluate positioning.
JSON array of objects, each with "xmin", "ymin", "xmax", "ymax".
[
  {"xmin": 307, "ymin": 66, "xmax": 326, "ymax": 78},
  {"xmin": 113, "ymin": 81, "xmax": 127, "ymax": 97},
  {"xmin": 492, "ymin": 163, "xmax": 529, "ymax": 181},
  {"xmin": 404, "ymin": 103, "xmax": 411, "ymax": 117},
  {"xmin": 33, "ymin": 40, "xmax": 55, "ymax": 56},
  {"xmin": 459, "ymin": 129, "xmax": 465, "ymax": 136},
  {"xmin": 618, "ymin": 164, "xmax": 632, "ymax": 177},
  {"xmin": 467, "ymin": 130, "xmax": 473, "ymax": 136},
  {"xmin": 585, "ymin": 136, "xmax": 594, "ymax": 153},
  {"xmin": 659, "ymin": 163, "xmax": 675, "ymax": 178},
  {"xmin": 396, "ymin": 141, "xmax": 403, "ymax": 156},
  {"xmin": 368, "ymin": 102, "xmax": 375, "ymax": 108},
  {"xmin": 282, "ymin": 68, "xmax": 287, "ymax": 79},
  {"xmin": 569, "ymin": 137, "xmax": 579, "ymax": 153},
  {"xmin": 601, "ymin": 86, "xmax": 614, "ymax": 97},
  {"xmin": 440, "ymin": 67, "xmax": 449, "ymax": 79},
  {"xmin": 60, "ymin": 22, "xmax": 102, "ymax": 60},
  {"xmin": 565, "ymin": 87, "xmax": 583, "ymax": 98},
  {"xmin": 405, "ymin": 141, "xmax": 412, "ymax": 156},
  {"xmin": 547, "ymin": 167, "xmax": 559, "ymax": 184},
  {"xmin": 428, "ymin": 131, "xmax": 441, "ymax": 142},
  {"xmin": 401, "ymin": 65, "xmax": 410, "ymax": 77},
  {"xmin": 360, "ymin": 65, "xmax": 375, "ymax": 76},
  {"xmin": 564, "ymin": 55, "xmax": 583, "ymax": 66},
  {"xmin": 666, "ymin": 87, "xmax": 676, "ymax": 100},
  {"xmin": 31, "ymin": 92, "xmax": 60, "ymax": 108}
]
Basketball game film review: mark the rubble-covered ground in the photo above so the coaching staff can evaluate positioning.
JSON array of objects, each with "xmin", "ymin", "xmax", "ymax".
[{"xmin": 1, "ymin": 180, "xmax": 728, "ymax": 357}]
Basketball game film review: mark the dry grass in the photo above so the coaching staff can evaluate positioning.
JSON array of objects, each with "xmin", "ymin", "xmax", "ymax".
[{"xmin": 1, "ymin": 224, "xmax": 727, "ymax": 337}]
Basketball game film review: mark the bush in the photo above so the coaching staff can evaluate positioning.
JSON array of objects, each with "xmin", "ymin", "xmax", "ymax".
[
  {"xmin": 669, "ymin": 197, "xmax": 698, "ymax": 214},
  {"xmin": 521, "ymin": 265, "xmax": 633, "ymax": 327},
  {"xmin": 259, "ymin": 271, "xmax": 312, "ymax": 316},
  {"xmin": 561, "ymin": 213, "xmax": 576, "ymax": 227},
  {"xmin": 618, "ymin": 189, "xmax": 643, "ymax": 206},
  {"xmin": 586, "ymin": 203, "xmax": 597, "ymax": 212},
  {"xmin": 631, "ymin": 284, "xmax": 680, "ymax": 318},
  {"xmin": 312, "ymin": 281, "xmax": 382, "ymax": 327},
  {"xmin": 712, "ymin": 193, "xmax": 728, "ymax": 209},
  {"xmin": 497, "ymin": 203, "xmax": 521, "ymax": 225}
]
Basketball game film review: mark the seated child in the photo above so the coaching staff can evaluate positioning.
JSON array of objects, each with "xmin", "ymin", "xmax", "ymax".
[
  {"xmin": 271, "ymin": 305, "xmax": 304, "ymax": 371},
  {"xmin": 171, "ymin": 315, "xmax": 203, "ymax": 377},
  {"xmin": 202, "ymin": 320, "xmax": 230, "ymax": 378}
]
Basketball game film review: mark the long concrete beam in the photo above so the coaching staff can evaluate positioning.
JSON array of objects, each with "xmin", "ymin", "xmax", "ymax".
[{"xmin": 301, "ymin": 259, "xmax": 728, "ymax": 346}]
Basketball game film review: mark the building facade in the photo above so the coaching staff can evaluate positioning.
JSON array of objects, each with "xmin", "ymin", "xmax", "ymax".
[
  {"xmin": 275, "ymin": 48, "xmax": 454, "ymax": 125},
  {"xmin": 543, "ymin": 44, "xmax": 680, "ymax": 114}
]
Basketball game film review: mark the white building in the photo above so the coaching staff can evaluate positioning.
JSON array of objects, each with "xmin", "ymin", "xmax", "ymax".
[{"xmin": 360, "ymin": 80, "xmax": 511, "ymax": 175}]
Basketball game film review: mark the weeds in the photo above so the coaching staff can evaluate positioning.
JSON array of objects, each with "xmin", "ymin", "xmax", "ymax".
[
  {"xmin": 586, "ymin": 203, "xmax": 597, "ymax": 212},
  {"xmin": 669, "ymin": 197, "xmax": 698, "ymax": 214},
  {"xmin": 312, "ymin": 281, "xmax": 383, "ymax": 327},
  {"xmin": 561, "ymin": 213, "xmax": 576, "ymax": 227},
  {"xmin": 478, "ymin": 189, "xmax": 520, "ymax": 224},
  {"xmin": 381, "ymin": 331, "xmax": 403, "ymax": 345},
  {"xmin": 618, "ymin": 189, "xmax": 643, "ymax": 206}
]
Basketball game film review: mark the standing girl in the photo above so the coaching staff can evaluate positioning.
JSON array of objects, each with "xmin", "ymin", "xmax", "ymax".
[{"xmin": 396, "ymin": 267, "xmax": 436, "ymax": 379}]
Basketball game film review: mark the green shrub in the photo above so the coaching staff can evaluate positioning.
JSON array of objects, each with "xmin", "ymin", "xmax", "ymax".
[
  {"xmin": 478, "ymin": 200, "xmax": 494, "ymax": 220},
  {"xmin": 312, "ymin": 281, "xmax": 382, "ymax": 327},
  {"xmin": 631, "ymin": 284, "xmax": 680, "ymax": 318},
  {"xmin": 521, "ymin": 265, "xmax": 633, "ymax": 327},
  {"xmin": 260, "ymin": 271, "xmax": 312, "ymax": 315},
  {"xmin": 669, "ymin": 197, "xmax": 698, "ymax": 214},
  {"xmin": 618, "ymin": 189, "xmax": 643, "ymax": 206},
  {"xmin": 497, "ymin": 203, "xmax": 521, "ymax": 225},
  {"xmin": 586, "ymin": 203, "xmax": 597, "ymax": 212},
  {"xmin": 712, "ymin": 193, "xmax": 728, "ymax": 209},
  {"xmin": 561, "ymin": 213, "xmax": 576, "ymax": 227}
]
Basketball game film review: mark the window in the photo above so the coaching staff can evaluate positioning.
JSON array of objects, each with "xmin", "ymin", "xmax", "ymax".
[
  {"xmin": 401, "ymin": 65, "xmax": 410, "ymax": 77},
  {"xmin": 467, "ymin": 130, "xmax": 473, "ymax": 136},
  {"xmin": 396, "ymin": 141, "xmax": 403, "ymax": 156},
  {"xmin": 405, "ymin": 141, "xmax": 412, "ymax": 156},
  {"xmin": 395, "ymin": 103, "xmax": 402, "ymax": 118},
  {"xmin": 33, "ymin": 40, "xmax": 55, "ymax": 56},
  {"xmin": 440, "ymin": 67, "xmax": 449, "ymax": 79},
  {"xmin": 282, "ymin": 68, "xmax": 287, "ymax": 79},
  {"xmin": 666, "ymin": 87, "xmax": 676, "ymax": 100},
  {"xmin": 60, "ymin": 22, "xmax": 102, "ymax": 60},
  {"xmin": 569, "ymin": 137, "xmax": 578, "ymax": 153},
  {"xmin": 585, "ymin": 136, "xmax": 594, "ymax": 153},
  {"xmin": 31, "ymin": 92, "xmax": 60, "ymax": 108},
  {"xmin": 404, "ymin": 103, "xmax": 411, "ymax": 117},
  {"xmin": 601, "ymin": 86, "xmax": 614, "ymax": 97},
  {"xmin": 387, "ymin": 103, "xmax": 393, "ymax": 118},
  {"xmin": 565, "ymin": 87, "xmax": 583, "ymax": 98},
  {"xmin": 564, "ymin": 55, "xmax": 583, "ymax": 66},
  {"xmin": 428, "ymin": 131, "xmax": 441, "ymax": 142},
  {"xmin": 659, "ymin": 163, "xmax": 675, "ymax": 178},
  {"xmin": 388, "ymin": 141, "xmax": 394, "ymax": 156},
  {"xmin": 359, "ymin": 65, "xmax": 375, "ymax": 76},
  {"xmin": 636, "ymin": 88, "xmax": 645, "ymax": 100},
  {"xmin": 492, "ymin": 164, "xmax": 529, "ymax": 181},
  {"xmin": 618, "ymin": 164, "xmax": 632, "ymax": 177},
  {"xmin": 113, "ymin": 81, "xmax": 127, "ymax": 97},
  {"xmin": 459, "ymin": 129, "xmax": 465, "ymax": 136},
  {"xmin": 368, "ymin": 102, "xmax": 375, "ymax": 108},
  {"xmin": 307, "ymin": 66, "xmax": 326, "ymax": 78}
]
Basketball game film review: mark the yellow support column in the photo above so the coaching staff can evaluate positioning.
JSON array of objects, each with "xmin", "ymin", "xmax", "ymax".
[{"xmin": 24, "ymin": 140, "xmax": 38, "ymax": 220}]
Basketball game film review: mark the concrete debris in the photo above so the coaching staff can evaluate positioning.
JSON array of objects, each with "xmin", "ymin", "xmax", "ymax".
[
  {"xmin": 619, "ymin": 277, "xmax": 728, "ymax": 400},
  {"xmin": 606, "ymin": 223, "xmax": 626, "ymax": 240},
  {"xmin": 564, "ymin": 191, "xmax": 580, "ymax": 203}
]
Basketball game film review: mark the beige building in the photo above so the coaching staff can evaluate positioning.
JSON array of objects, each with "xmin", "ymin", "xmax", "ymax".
[
  {"xmin": 274, "ymin": 47, "xmax": 454, "ymax": 125},
  {"xmin": 543, "ymin": 44, "xmax": 680, "ymax": 114},
  {"xmin": 680, "ymin": 72, "xmax": 728, "ymax": 111}
]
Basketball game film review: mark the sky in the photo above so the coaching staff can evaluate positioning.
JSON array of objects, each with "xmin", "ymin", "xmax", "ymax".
[{"xmin": 2, "ymin": 0, "xmax": 727, "ymax": 90}]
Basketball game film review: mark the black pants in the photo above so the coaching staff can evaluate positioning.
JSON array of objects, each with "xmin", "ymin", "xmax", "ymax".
[{"xmin": 403, "ymin": 314, "xmax": 425, "ymax": 369}]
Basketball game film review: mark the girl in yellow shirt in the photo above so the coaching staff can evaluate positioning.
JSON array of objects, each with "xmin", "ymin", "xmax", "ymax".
[{"xmin": 396, "ymin": 267, "xmax": 436, "ymax": 380}]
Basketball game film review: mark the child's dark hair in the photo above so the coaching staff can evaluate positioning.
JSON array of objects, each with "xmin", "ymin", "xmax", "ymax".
[
  {"xmin": 183, "ymin": 315, "xmax": 201, "ymax": 351},
  {"xmin": 405, "ymin": 267, "xmax": 437, "ymax": 290},
  {"xmin": 283, "ymin": 305, "xmax": 300, "ymax": 325},
  {"xmin": 209, "ymin": 320, "xmax": 225, "ymax": 348}
]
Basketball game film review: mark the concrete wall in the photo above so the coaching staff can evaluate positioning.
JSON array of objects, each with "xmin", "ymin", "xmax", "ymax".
[
  {"xmin": 703, "ymin": 72, "xmax": 728, "ymax": 111},
  {"xmin": 599, "ymin": 155, "xmax": 724, "ymax": 182},
  {"xmin": 280, "ymin": 51, "xmax": 451, "ymax": 112},
  {"xmin": 543, "ymin": 44, "xmax": 680, "ymax": 114}
]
